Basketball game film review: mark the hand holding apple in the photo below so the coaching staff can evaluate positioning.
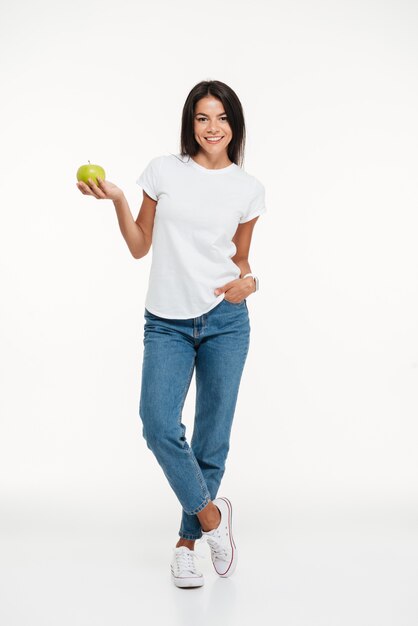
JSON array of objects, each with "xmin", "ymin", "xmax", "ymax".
[{"xmin": 76, "ymin": 161, "xmax": 124, "ymax": 202}]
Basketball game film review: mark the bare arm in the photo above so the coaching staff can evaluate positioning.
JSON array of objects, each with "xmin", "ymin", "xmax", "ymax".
[
  {"xmin": 114, "ymin": 190, "xmax": 156, "ymax": 259},
  {"xmin": 215, "ymin": 216, "xmax": 260, "ymax": 301},
  {"xmin": 231, "ymin": 216, "xmax": 260, "ymax": 292},
  {"xmin": 132, "ymin": 190, "xmax": 157, "ymax": 258}
]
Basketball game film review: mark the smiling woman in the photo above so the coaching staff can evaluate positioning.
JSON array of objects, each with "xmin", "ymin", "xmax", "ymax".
[{"xmin": 134, "ymin": 80, "xmax": 268, "ymax": 588}]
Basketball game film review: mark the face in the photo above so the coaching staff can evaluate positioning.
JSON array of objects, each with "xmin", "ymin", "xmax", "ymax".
[{"xmin": 193, "ymin": 96, "xmax": 233, "ymax": 156}]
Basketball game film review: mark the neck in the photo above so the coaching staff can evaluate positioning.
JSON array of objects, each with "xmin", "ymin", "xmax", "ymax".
[{"xmin": 192, "ymin": 151, "xmax": 233, "ymax": 170}]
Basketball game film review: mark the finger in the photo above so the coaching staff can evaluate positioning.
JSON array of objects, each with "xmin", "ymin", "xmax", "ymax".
[
  {"xmin": 77, "ymin": 181, "xmax": 95, "ymax": 195},
  {"xmin": 77, "ymin": 181, "xmax": 99, "ymax": 197},
  {"xmin": 96, "ymin": 178, "xmax": 109, "ymax": 195},
  {"xmin": 86, "ymin": 178, "xmax": 106, "ymax": 199}
]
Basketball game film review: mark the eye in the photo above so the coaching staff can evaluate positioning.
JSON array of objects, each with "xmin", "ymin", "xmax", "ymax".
[{"xmin": 196, "ymin": 116, "xmax": 229, "ymax": 122}]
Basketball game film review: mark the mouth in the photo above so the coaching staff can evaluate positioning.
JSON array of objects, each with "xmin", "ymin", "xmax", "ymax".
[{"xmin": 204, "ymin": 136, "xmax": 224, "ymax": 144}]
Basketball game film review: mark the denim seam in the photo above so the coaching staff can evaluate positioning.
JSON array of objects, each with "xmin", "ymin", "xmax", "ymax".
[
  {"xmin": 185, "ymin": 452, "xmax": 211, "ymax": 509},
  {"xmin": 177, "ymin": 357, "xmax": 211, "ymax": 513}
]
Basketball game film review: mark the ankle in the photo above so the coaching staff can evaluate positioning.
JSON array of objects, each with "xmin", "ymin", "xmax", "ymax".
[
  {"xmin": 201, "ymin": 506, "xmax": 221, "ymax": 532},
  {"xmin": 176, "ymin": 538, "xmax": 195, "ymax": 550}
]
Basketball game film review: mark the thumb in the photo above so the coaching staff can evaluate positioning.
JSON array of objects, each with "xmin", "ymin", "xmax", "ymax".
[{"xmin": 214, "ymin": 285, "xmax": 226, "ymax": 295}]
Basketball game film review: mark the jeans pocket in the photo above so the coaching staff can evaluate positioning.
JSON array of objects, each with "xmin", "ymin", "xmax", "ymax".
[{"xmin": 223, "ymin": 297, "xmax": 246, "ymax": 306}]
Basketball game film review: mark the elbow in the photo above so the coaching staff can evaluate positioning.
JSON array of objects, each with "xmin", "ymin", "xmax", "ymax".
[{"xmin": 132, "ymin": 246, "xmax": 151, "ymax": 260}]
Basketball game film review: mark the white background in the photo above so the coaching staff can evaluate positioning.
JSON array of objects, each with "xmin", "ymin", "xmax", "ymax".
[{"xmin": 0, "ymin": 0, "xmax": 417, "ymax": 624}]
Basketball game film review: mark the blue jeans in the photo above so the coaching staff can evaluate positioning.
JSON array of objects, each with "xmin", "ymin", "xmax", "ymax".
[{"xmin": 138, "ymin": 297, "xmax": 251, "ymax": 540}]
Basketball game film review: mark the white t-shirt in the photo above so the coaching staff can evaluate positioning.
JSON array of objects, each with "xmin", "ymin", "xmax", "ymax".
[{"xmin": 136, "ymin": 153, "xmax": 267, "ymax": 319}]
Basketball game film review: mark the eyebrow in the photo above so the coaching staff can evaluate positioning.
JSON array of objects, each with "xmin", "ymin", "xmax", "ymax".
[{"xmin": 195, "ymin": 112, "xmax": 227, "ymax": 117}]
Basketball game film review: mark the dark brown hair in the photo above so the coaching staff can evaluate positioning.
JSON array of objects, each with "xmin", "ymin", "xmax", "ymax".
[{"xmin": 179, "ymin": 80, "xmax": 246, "ymax": 168}]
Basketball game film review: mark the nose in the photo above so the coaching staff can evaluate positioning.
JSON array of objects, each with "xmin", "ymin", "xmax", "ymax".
[{"xmin": 207, "ymin": 123, "xmax": 220, "ymax": 134}]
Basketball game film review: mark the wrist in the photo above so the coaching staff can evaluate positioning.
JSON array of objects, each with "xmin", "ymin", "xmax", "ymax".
[
  {"xmin": 242, "ymin": 276, "xmax": 256, "ymax": 293},
  {"xmin": 113, "ymin": 192, "xmax": 126, "ymax": 205},
  {"xmin": 242, "ymin": 272, "xmax": 259, "ymax": 293}
]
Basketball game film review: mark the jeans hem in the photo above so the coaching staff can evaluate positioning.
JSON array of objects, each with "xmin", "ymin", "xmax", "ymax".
[
  {"xmin": 185, "ymin": 494, "xmax": 211, "ymax": 516},
  {"xmin": 178, "ymin": 531, "xmax": 203, "ymax": 540}
]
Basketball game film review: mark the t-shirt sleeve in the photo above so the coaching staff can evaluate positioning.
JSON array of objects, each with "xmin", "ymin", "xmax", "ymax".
[
  {"xmin": 136, "ymin": 156, "xmax": 162, "ymax": 201},
  {"xmin": 240, "ymin": 178, "xmax": 267, "ymax": 223}
]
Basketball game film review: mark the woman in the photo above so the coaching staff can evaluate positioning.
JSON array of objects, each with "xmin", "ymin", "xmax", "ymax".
[{"xmin": 76, "ymin": 80, "xmax": 267, "ymax": 589}]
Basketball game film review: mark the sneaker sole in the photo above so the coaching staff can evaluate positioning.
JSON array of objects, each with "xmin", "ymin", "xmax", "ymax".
[
  {"xmin": 215, "ymin": 496, "xmax": 238, "ymax": 578},
  {"xmin": 171, "ymin": 573, "xmax": 204, "ymax": 588}
]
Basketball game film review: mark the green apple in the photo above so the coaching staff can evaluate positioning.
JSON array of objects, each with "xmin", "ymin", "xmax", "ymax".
[{"xmin": 76, "ymin": 161, "xmax": 106, "ymax": 185}]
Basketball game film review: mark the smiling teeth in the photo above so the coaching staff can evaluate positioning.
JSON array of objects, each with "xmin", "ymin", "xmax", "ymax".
[{"xmin": 206, "ymin": 137, "xmax": 223, "ymax": 142}]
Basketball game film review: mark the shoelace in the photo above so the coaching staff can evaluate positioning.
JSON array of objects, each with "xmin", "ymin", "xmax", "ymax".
[
  {"xmin": 203, "ymin": 531, "xmax": 230, "ymax": 562},
  {"xmin": 173, "ymin": 548, "xmax": 205, "ymax": 575}
]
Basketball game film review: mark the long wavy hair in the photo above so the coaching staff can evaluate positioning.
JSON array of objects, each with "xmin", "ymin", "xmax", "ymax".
[{"xmin": 179, "ymin": 80, "xmax": 246, "ymax": 168}]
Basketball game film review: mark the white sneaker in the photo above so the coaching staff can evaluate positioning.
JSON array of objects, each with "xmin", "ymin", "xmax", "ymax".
[
  {"xmin": 170, "ymin": 546, "xmax": 205, "ymax": 588},
  {"xmin": 201, "ymin": 497, "xmax": 237, "ymax": 577}
]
